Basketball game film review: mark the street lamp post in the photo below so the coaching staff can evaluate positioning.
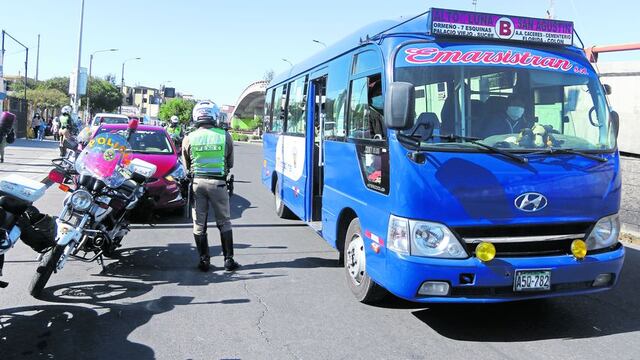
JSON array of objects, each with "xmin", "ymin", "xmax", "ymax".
[
  {"xmin": 282, "ymin": 58, "xmax": 293, "ymax": 67},
  {"xmin": 86, "ymin": 48, "xmax": 117, "ymax": 122},
  {"xmin": 119, "ymin": 57, "xmax": 141, "ymax": 113},
  {"xmin": 72, "ymin": 0, "xmax": 85, "ymax": 113},
  {"xmin": 312, "ymin": 39, "xmax": 327, "ymax": 48}
]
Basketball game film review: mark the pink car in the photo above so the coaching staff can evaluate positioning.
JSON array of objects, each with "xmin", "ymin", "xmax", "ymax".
[{"xmin": 94, "ymin": 124, "xmax": 187, "ymax": 211}]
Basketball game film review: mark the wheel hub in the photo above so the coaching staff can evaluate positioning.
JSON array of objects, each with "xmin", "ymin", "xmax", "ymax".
[{"xmin": 346, "ymin": 234, "xmax": 366, "ymax": 285}]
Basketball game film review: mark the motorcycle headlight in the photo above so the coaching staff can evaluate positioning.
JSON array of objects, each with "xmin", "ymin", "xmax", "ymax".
[
  {"xmin": 386, "ymin": 215, "xmax": 467, "ymax": 259},
  {"xmin": 586, "ymin": 214, "xmax": 620, "ymax": 250},
  {"xmin": 70, "ymin": 190, "xmax": 93, "ymax": 212},
  {"xmin": 165, "ymin": 163, "xmax": 186, "ymax": 182}
]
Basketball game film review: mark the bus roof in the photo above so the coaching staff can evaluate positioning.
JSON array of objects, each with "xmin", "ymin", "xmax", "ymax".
[{"xmin": 270, "ymin": 9, "xmax": 583, "ymax": 88}]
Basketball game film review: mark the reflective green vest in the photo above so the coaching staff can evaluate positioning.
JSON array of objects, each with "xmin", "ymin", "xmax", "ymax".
[
  {"xmin": 167, "ymin": 125, "xmax": 182, "ymax": 137},
  {"xmin": 59, "ymin": 115, "xmax": 70, "ymax": 128},
  {"xmin": 189, "ymin": 128, "xmax": 226, "ymax": 177}
]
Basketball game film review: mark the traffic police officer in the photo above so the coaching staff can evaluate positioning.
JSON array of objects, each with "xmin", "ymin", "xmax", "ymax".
[{"xmin": 182, "ymin": 101, "xmax": 240, "ymax": 272}]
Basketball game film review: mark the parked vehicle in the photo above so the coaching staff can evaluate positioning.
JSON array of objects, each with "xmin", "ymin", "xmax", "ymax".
[
  {"xmin": 262, "ymin": 8, "xmax": 624, "ymax": 303},
  {"xmin": 0, "ymin": 175, "xmax": 52, "ymax": 290},
  {"xmin": 29, "ymin": 130, "xmax": 157, "ymax": 298},
  {"xmin": 90, "ymin": 113, "xmax": 130, "ymax": 133},
  {"xmin": 94, "ymin": 124, "xmax": 187, "ymax": 212}
]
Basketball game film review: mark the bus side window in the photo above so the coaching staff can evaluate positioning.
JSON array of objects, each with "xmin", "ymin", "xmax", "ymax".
[
  {"xmin": 286, "ymin": 76, "xmax": 308, "ymax": 135},
  {"xmin": 348, "ymin": 73, "xmax": 384, "ymax": 140},
  {"xmin": 264, "ymin": 88, "xmax": 274, "ymax": 132},
  {"xmin": 324, "ymin": 54, "xmax": 351, "ymax": 141},
  {"xmin": 271, "ymin": 85, "xmax": 288, "ymax": 133}
]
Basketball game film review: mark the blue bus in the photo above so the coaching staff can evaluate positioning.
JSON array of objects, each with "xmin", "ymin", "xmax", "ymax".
[{"xmin": 261, "ymin": 8, "xmax": 624, "ymax": 303}]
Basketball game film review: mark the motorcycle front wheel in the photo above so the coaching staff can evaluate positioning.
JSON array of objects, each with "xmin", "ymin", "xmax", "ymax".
[{"xmin": 29, "ymin": 244, "xmax": 66, "ymax": 298}]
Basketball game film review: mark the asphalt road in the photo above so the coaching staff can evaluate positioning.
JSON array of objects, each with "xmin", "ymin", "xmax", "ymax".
[{"xmin": 1, "ymin": 139, "xmax": 639, "ymax": 360}]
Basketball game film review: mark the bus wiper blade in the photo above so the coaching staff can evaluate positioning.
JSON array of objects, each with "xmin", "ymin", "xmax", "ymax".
[
  {"xmin": 532, "ymin": 148, "xmax": 607, "ymax": 162},
  {"xmin": 436, "ymin": 134, "xmax": 528, "ymax": 164}
]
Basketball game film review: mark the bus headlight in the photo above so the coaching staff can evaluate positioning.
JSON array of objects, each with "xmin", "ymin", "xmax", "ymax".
[
  {"xmin": 586, "ymin": 214, "xmax": 620, "ymax": 250},
  {"xmin": 70, "ymin": 190, "xmax": 93, "ymax": 212},
  {"xmin": 410, "ymin": 220, "xmax": 467, "ymax": 258},
  {"xmin": 387, "ymin": 216, "xmax": 467, "ymax": 259}
]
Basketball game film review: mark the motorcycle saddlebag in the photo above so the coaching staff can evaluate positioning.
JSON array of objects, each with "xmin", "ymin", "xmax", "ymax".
[{"xmin": 18, "ymin": 207, "xmax": 56, "ymax": 253}]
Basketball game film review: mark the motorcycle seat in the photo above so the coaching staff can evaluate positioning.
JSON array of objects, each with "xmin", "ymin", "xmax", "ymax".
[{"xmin": 0, "ymin": 195, "xmax": 29, "ymax": 215}]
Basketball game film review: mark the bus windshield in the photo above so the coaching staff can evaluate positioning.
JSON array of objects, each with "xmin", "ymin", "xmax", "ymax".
[{"xmin": 395, "ymin": 44, "xmax": 615, "ymax": 152}]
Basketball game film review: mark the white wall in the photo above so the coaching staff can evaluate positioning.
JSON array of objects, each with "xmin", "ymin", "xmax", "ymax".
[{"xmin": 597, "ymin": 61, "xmax": 640, "ymax": 155}]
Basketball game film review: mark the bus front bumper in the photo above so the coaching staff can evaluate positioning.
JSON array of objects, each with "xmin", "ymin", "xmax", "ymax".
[{"xmin": 382, "ymin": 244, "xmax": 625, "ymax": 303}]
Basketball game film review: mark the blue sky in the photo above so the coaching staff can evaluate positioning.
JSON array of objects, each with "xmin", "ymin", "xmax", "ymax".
[{"xmin": 2, "ymin": 0, "xmax": 638, "ymax": 105}]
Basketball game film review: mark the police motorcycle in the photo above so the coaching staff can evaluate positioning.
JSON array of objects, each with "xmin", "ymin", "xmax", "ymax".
[
  {"xmin": 29, "ymin": 130, "xmax": 157, "ymax": 298},
  {"xmin": 0, "ymin": 175, "xmax": 54, "ymax": 289}
]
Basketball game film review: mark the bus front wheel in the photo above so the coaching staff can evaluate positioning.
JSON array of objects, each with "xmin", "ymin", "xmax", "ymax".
[{"xmin": 344, "ymin": 218, "xmax": 386, "ymax": 304}]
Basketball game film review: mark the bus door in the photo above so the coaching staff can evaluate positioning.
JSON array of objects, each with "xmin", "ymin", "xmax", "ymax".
[{"xmin": 306, "ymin": 72, "xmax": 328, "ymax": 222}]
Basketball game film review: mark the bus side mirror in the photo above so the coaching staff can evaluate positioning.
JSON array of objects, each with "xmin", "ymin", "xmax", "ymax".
[
  {"xmin": 384, "ymin": 82, "xmax": 415, "ymax": 130},
  {"xmin": 610, "ymin": 110, "xmax": 619, "ymax": 139},
  {"xmin": 603, "ymin": 84, "xmax": 612, "ymax": 95}
]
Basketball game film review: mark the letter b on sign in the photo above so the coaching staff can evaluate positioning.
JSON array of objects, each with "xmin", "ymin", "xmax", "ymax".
[{"xmin": 495, "ymin": 17, "xmax": 514, "ymax": 39}]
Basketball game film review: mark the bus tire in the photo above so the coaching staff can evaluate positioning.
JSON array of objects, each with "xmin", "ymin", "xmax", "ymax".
[
  {"xmin": 344, "ymin": 218, "xmax": 386, "ymax": 304},
  {"xmin": 274, "ymin": 178, "xmax": 294, "ymax": 219}
]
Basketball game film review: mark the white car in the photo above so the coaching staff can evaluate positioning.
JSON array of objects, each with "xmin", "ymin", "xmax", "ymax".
[{"xmin": 90, "ymin": 113, "xmax": 130, "ymax": 133}]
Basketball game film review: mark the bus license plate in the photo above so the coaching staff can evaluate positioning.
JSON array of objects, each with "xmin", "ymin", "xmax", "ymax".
[{"xmin": 514, "ymin": 270, "xmax": 551, "ymax": 292}]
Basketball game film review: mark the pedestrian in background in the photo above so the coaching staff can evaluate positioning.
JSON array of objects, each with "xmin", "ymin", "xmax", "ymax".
[
  {"xmin": 0, "ymin": 112, "xmax": 16, "ymax": 163},
  {"xmin": 52, "ymin": 116, "xmax": 60, "ymax": 141},
  {"xmin": 32, "ymin": 113, "xmax": 42, "ymax": 140}
]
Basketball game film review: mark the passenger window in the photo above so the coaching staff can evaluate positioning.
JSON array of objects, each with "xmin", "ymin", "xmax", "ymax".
[
  {"xmin": 264, "ymin": 88, "xmax": 273, "ymax": 132},
  {"xmin": 271, "ymin": 85, "xmax": 288, "ymax": 133},
  {"xmin": 348, "ymin": 73, "xmax": 385, "ymax": 140},
  {"xmin": 285, "ymin": 76, "xmax": 307, "ymax": 135},
  {"xmin": 353, "ymin": 50, "xmax": 382, "ymax": 75},
  {"xmin": 325, "ymin": 55, "xmax": 350, "ymax": 140}
]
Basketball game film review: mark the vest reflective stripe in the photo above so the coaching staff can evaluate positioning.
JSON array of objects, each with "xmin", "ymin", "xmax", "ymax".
[{"xmin": 189, "ymin": 128, "xmax": 226, "ymax": 177}]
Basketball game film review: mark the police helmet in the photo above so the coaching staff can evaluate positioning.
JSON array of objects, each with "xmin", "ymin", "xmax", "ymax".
[
  {"xmin": 61, "ymin": 105, "xmax": 72, "ymax": 115},
  {"xmin": 192, "ymin": 101, "xmax": 221, "ymax": 127}
]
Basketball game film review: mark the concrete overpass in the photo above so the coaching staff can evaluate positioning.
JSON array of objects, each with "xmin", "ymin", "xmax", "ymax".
[{"xmin": 230, "ymin": 80, "xmax": 268, "ymax": 120}]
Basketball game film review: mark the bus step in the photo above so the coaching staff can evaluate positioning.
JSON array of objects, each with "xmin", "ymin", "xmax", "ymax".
[{"xmin": 308, "ymin": 221, "xmax": 323, "ymax": 234}]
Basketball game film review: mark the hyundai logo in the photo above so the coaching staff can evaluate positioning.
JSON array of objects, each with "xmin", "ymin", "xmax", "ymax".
[{"xmin": 514, "ymin": 193, "xmax": 548, "ymax": 212}]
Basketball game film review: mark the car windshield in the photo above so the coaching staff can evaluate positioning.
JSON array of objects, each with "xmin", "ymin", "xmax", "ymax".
[
  {"xmin": 96, "ymin": 128, "xmax": 174, "ymax": 154},
  {"xmin": 395, "ymin": 43, "xmax": 615, "ymax": 152},
  {"xmin": 93, "ymin": 116, "xmax": 129, "ymax": 126}
]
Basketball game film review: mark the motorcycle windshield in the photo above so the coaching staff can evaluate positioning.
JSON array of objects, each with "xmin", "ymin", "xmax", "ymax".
[{"xmin": 74, "ymin": 132, "xmax": 132, "ymax": 188}]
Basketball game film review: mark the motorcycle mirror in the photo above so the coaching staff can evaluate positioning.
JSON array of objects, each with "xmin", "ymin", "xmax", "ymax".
[{"xmin": 48, "ymin": 169, "xmax": 66, "ymax": 184}]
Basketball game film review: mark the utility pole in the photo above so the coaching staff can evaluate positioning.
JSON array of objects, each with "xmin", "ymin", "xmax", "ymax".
[
  {"xmin": 35, "ymin": 34, "xmax": 40, "ymax": 83},
  {"xmin": 72, "ymin": 0, "xmax": 85, "ymax": 113},
  {"xmin": 0, "ymin": 30, "xmax": 5, "ymax": 113}
]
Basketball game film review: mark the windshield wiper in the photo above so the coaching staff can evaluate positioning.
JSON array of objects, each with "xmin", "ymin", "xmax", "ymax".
[
  {"xmin": 529, "ymin": 148, "xmax": 607, "ymax": 163},
  {"xmin": 436, "ymin": 134, "xmax": 528, "ymax": 164}
]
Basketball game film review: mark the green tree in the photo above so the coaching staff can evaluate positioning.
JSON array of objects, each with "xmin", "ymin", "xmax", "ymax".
[
  {"xmin": 158, "ymin": 98, "xmax": 195, "ymax": 124},
  {"xmin": 85, "ymin": 77, "xmax": 121, "ymax": 114},
  {"xmin": 40, "ymin": 76, "xmax": 70, "ymax": 94},
  {"xmin": 26, "ymin": 88, "xmax": 69, "ymax": 110}
]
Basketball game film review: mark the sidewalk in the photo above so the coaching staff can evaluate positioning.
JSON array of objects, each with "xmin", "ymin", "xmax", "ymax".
[{"xmin": 0, "ymin": 138, "xmax": 58, "ymax": 181}]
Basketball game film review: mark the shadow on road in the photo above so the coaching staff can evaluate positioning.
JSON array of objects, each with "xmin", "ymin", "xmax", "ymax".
[
  {"xmin": 0, "ymin": 294, "xmax": 249, "ymax": 359},
  {"xmin": 96, "ymin": 244, "xmax": 284, "ymax": 286},
  {"xmin": 410, "ymin": 246, "xmax": 640, "ymax": 342}
]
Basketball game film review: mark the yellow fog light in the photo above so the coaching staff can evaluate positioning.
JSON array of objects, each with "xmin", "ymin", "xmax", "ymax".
[
  {"xmin": 571, "ymin": 239, "xmax": 587, "ymax": 260},
  {"xmin": 476, "ymin": 242, "xmax": 496, "ymax": 262}
]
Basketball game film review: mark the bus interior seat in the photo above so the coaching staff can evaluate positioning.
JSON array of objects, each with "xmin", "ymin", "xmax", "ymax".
[{"xmin": 410, "ymin": 112, "xmax": 440, "ymax": 141}]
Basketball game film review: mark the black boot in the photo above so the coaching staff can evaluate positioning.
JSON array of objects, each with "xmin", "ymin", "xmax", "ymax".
[
  {"xmin": 59, "ymin": 146, "xmax": 66, "ymax": 157},
  {"xmin": 194, "ymin": 234, "xmax": 210, "ymax": 271},
  {"xmin": 221, "ymin": 230, "xmax": 240, "ymax": 271}
]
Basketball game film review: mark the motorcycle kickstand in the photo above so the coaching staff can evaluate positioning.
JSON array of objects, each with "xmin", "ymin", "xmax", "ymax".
[{"xmin": 98, "ymin": 254, "xmax": 106, "ymax": 271}]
